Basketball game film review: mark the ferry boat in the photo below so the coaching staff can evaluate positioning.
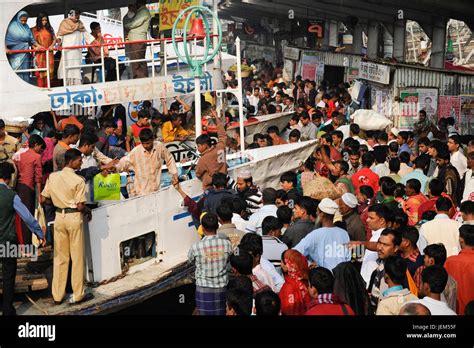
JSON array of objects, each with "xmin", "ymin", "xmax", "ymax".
[{"xmin": 1, "ymin": 0, "xmax": 317, "ymax": 315}]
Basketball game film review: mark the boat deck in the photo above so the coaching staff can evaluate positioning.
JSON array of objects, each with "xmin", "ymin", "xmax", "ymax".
[{"xmin": 7, "ymin": 258, "xmax": 194, "ymax": 315}]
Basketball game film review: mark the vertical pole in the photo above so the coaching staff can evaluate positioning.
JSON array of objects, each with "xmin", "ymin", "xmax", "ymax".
[
  {"xmin": 160, "ymin": 32, "xmax": 166, "ymax": 76},
  {"xmin": 115, "ymin": 44, "xmax": 120, "ymax": 81},
  {"xmin": 236, "ymin": 37, "xmax": 245, "ymax": 153},
  {"xmin": 213, "ymin": 0, "xmax": 221, "ymax": 71},
  {"xmin": 46, "ymin": 48, "xmax": 51, "ymax": 88},
  {"xmin": 151, "ymin": 41, "xmax": 156, "ymax": 78},
  {"xmin": 195, "ymin": 76, "xmax": 202, "ymax": 136},
  {"xmin": 62, "ymin": 47, "xmax": 67, "ymax": 86},
  {"xmin": 164, "ymin": 38, "xmax": 168, "ymax": 76},
  {"xmin": 100, "ymin": 45, "xmax": 106, "ymax": 83}
]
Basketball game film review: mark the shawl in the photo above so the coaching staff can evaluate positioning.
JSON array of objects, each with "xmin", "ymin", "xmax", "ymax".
[
  {"xmin": 6, "ymin": 11, "xmax": 35, "ymax": 69},
  {"xmin": 57, "ymin": 18, "xmax": 86, "ymax": 36}
]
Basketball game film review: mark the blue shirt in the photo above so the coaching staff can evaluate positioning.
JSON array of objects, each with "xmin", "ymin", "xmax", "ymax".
[
  {"xmin": 293, "ymin": 226, "xmax": 351, "ymax": 270},
  {"xmin": 398, "ymin": 143, "xmax": 412, "ymax": 155},
  {"xmin": 0, "ymin": 183, "xmax": 43, "ymax": 240},
  {"xmin": 401, "ymin": 169, "xmax": 429, "ymax": 194}
]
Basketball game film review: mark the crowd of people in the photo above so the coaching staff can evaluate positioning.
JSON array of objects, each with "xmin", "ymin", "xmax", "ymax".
[
  {"xmin": 1, "ymin": 37, "xmax": 474, "ymax": 316},
  {"xmin": 5, "ymin": 0, "xmax": 151, "ymax": 86}
]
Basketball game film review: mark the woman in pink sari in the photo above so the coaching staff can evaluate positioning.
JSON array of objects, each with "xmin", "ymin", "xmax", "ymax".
[{"xmin": 279, "ymin": 249, "xmax": 311, "ymax": 315}]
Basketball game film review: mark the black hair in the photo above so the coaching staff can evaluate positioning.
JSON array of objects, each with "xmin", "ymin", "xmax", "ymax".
[
  {"xmin": 361, "ymin": 152, "xmax": 375, "ymax": 167},
  {"xmin": 406, "ymin": 178, "xmax": 421, "ymax": 194},
  {"xmin": 0, "ymin": 119, "xmax": 5, "ymax": 129},
  {"xmin": 368, "ymin": 204, "xmax": 392, "ymax": 223},
  {"xmin": 309, "ymin": 267, "xmax": 334, "ymax": 294},
  {"xmin": 428, "ymin": 178, "xmax": 444, "ymax": 196},
  {"xmin": 400, "ymin": 226, "xmax": 419, "ymax": 247},
  {"xmin": 399, "ymin": 151, "xmax": 410, "ymax": 164},
  {"xmin": 64, "ymin": 148, "xmax": 82, "ymax": 165},
  {"xmin": 227, "ymin": 275, "xmax": 253, "ymax": 293},
  {"xmin": 437, "ymin": 149, "xmax": 450, "ymax": 161},
  {"xmin": 262, "ymin": 188, "xmax": 277, "ymax": 205},
  {"xmin": 381, "ymin": 228, "xmax": 402, "ymax": 247},
  {"xmin": 255, "ymin": 290, "xmax": 281, "ymax": 316},
  {"xmin": 398, "ymin": 131, "xmax": 409, "ymax": 143},
  {"xmin": 321, "ymin": 133, "xmax": 332, "ymax": 145},
  {"xmin": 230, "ymin": 248, "xmax": 253, "ymax": 275},
  {"xmin": 391, "ymin": 209, "xmax": 408, "ymax": 228},
  {"xmin": 350, "ymin": 123, "xmax": 360, "ymax": 135},
  {"xmin": 359, "ymin": 185, "xmax": 375, "ymax": 200},
  {"xmin": 418, "ymin": 137, "xmax": 430, "ymax": 146},
  {"xmin": 335, "ymin": 160, "xmax": 349, "ymax": 175},
  {"xmin": 389, "ymin": 158, "xmax": 401, "ymax": 173},
  {"xmin": 280, "ymin": 171, "xmax": 297, "ymax": 188},
  {"xmin": 28, "ymin": 134, "xmax": 46, "ymax": 149},
  {"xmin": 449, "ymin": 134, "xmax": 462, "ymax": 145},
  {"xmin": 377, "ymin": 132, "xmax": 388, "ymax": 143},
  {"xmin": 267, "ymin": 126, "xmax": 280, "ymax": 135},
  {"xmin": 373, "ymin": 146, "xmax": 387, "ymax": 164},
  {"xmin": 423, "ymin": 244, "xmax": 447, "ymax": 265},
  {"xmin": 295, "ymin": 196, "xmax": 316, "ymax": 217},
  {"xmin": 460, "ymin": 200, "xmax": 474, "ymax": 215},
  {"xmin": 276, "ymin": 189, "xmax": 288, "ymax": 202},
  {"xmin": 332, "ymin": 130, "xmax": 343, "ymax": 140},
  {"xmin": 261, "ymin": 216, "xmax": 283, "ymax": 236},
  {"xmin": 139, "ymin": 128, "xmax": 154, "ymax": 143},
  {"xmin": 0, "ymin": 162, "xmax": 14, "ymax": 180},
  {"xmin": 277, "ymin": 205, "xmax": 292, "ymax": 225},
  {"xmin": 414, "ymin": 155, "xmax": 429, "ymax": 171},
  {"xmin": 90, "ymin": 21, "xmax": 100, "ymax": 31},
  {"xmin": 288, "ymin": 129, "xmax": 301, "ymax": 140},
  {"xmin": 240, "ymin": 233, "xmax": 263, "ymax": 257},
  {"xmin": 333, "ymin": 262, "xmax": 371, "ymax": 315},
  {"xmin": 381, "ymin": 177, "xmax": 397, "ymax": 196},
  {"xmin": 435, "ymin": 196, "xmax": 452, "ymax": 212},
  {"xmin": 36, "ymin": 12, "xmax": 54, "ymax": 34},
  {"xmin": 63, "ymin": 124, "xmax": 80, "ymax": 138},
  {"xmin": 196, "ymin": 134, "xmax": 212, "ymax": 146},
  {"xmin": 216, "ymin": 204, "xmax": 233, "ymax": 222},
  {"xmin": 460, "ymin": 224, "xmax": 474, "ymax": 246},
  {"xmin": 79, "ymin": 132, "xmax": 99, "ymax": 147},
  {"xmin": 211, "ymin": 172, "xmax": 227, "ymax": 188},
  {"xmin": 421, "ymin": 265, "xmax": 448, "ymax": 294},
  {"xmin": 421, "ymin": 210, "xmax": 437, "ymax": 221},
  {"xmin": 394, "ymin": 183, "xmax": 406, "ymax": 198},
  {"xmin": 201, "ymin": 213, "xmax": 219, "ymax": 232},
  {"xmin": 226, "ymin": 288, "xmax": 253, "ymax": 316},
  {"xmin": 384, "ymin": 256, "xmax": 407, "ymax": 285},
  {"xmin": 388, "ymin": 141, "xmax": 399, "ymax": 153}
]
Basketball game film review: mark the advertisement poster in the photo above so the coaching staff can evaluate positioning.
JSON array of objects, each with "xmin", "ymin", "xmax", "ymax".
[
  {"xmin": 460, "ymin": 95, "xmax": 474, "ymax": 135},
  {"xmin": 159, "ymin": 0, "xmax": 201, "ymax": 31},
  {"xmin": 438, "ymin": 96, "xmax": 461, "ymax": 121},
  {"xmin": 358, "ymin": 61, "xmax": 390, "ymax": 85},
  {"xmin": 399, "ymin": 90, "xmax": 419, "ymax": 130},
  {"xmin": 283, "ymin": 59, "xmax": 295, "ymax": 83},
  {"xmin": 299, "ymin": 52, "xmax": 325, "ymax": 82},
  {"xmin": 417, "ymin": 88, "xmax": 439, "ymax": 119}
]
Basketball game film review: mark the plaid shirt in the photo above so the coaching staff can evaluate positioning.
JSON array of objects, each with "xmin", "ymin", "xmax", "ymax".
[{"xmin": 188, "ymin": 234, "xmax": 232, "ymax": 288}]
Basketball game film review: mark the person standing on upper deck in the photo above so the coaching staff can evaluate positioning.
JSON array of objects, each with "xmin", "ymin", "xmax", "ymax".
[
  {"xmin": 57, "ymin": 8, "xmax": 95, "ymax": 86},
  {"xmin": 123, "ymin": 0, "xmax": 151, "ymax": 79},
  {"xmin": 195, "ymin": 109, "xmax": 227, "ymax": 190}
]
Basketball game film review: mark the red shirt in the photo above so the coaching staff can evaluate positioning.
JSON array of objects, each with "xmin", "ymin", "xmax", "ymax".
[
  {"xmin": 330, "ymin": 146, "xmax": 342, "ymax": 161},
  {"xmin": 418, "ymin": 194, "xmax": 456, "ymax": 219},
  {"xmin": 305, "ymin": 294, "xmax": 355, "ymax": 315},
  {"xmin": 351, "ymin": 167, "xmax": 380, "ymax": 193},
  {"xmin": 14, "ymin": 148, "xmax": 42, "ymax": 190},
  {"xmin": 327, "ymin": 100, "xmax": 337, "ymax": 118},
  {"xmin": 445, "ymin": 249, "xmax": 474, "ymax": 315}
]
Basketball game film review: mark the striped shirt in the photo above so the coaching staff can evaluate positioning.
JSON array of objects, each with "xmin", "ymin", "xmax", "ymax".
[{"xmin": 188, "ymin": 234, "xmax": 233, "ymax": 288}]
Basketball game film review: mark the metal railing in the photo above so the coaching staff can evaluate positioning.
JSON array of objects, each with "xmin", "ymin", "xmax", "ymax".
[{"xmin": 9, "ymin": 34, "xmax": 219, "ymax": 89}]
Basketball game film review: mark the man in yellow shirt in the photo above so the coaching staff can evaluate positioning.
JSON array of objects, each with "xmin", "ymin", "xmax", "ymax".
[{"xmin": 162, "ymin": 114, "xmax": 193, "ymax": 143}]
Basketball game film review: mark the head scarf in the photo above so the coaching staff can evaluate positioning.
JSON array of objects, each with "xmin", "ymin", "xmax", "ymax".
[
  {"xmin": 57, "ymin": 11, "xmax": 86, "ymax": 36},
  {"xmin": 6, "ymin": 11, "xmax": 35, "ymax": 70},
  {"xmin": 283, "ymin": 249, "xmax": 310, "ymax": 300}
]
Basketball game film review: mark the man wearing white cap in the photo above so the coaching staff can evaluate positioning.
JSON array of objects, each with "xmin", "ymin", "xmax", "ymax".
[
  {"xmin": 338, "ymin": 193, "xmax": 366, "ymax": 242},
  {"xmin": 234, "ymin": 169, "xmax": 262, "ymax": 215},
  {"xmin": 293, "ymin": 198, "xmax": 351, "ymax": 270},
  {"xmin": 388, "ymin": 128, "xmax": 399, "ymax": 145}
]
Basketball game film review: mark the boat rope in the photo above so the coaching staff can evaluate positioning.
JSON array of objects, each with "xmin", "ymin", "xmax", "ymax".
[{"xmin": 25, "ymin": 294, "xmax": 49, "ymax": 315}]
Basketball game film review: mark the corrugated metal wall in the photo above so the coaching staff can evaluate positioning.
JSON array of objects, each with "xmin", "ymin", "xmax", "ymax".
[
  {"xmin": 392, "ymin": 66, "xmax": 474, "ymax": 96},
  {"xmin": 301, "ymin": 51, "xmax": 362, "ymax": 68}
]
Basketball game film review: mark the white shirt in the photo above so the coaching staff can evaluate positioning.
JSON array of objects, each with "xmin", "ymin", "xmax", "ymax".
[
  {"xmin": 262, "ymin": 236, "xmax": 288, "ymax": 265},
  {"xmin": 462, "ymin": 169, "xmax": 474, "ymax": 202},
  {"xmin": 420, "ymin": 214, "xmax": 461, "ymax": 257},
  {"xmin": 259, "ymin": 257, "xmax": 284, "ymax": 293},
  {"xmin": 247, "ymin": 95, "xmax": 260, "ymax": 114},
  {"xmin": 372, "ymin": 163, "xmax": 390, "ymax": 178},
  {"xmin": 361, "ymin": 228, "xmax": 384, "ymax": 287},
  {"xmin": 232, "ymin": 213, "xmax": 247, "ymax": 232},
  {"xmin": 450, "ymin": 150, "xmax": 468, "ymax": 178},
  {"xmin": 410, "ymin": 297, "xmax": 457, "ymax": 315},
  {"xmin": 245, "ymin": 205, "xmax": 278, "ymax": 235}
]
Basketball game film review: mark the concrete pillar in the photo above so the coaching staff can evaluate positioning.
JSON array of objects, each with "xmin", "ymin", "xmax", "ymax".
[
  {"xmin": 352, "ymin": 24, "xmax": 363, "ymax": 55},
  {"xmin": 393, "ymin": 20, "xmax": 406, "ymax": 61},
  {"xmin": 430, "ymin": 19, "xmax": 447, "ymax": 69},
  {"xmin": 367, "ymin": 21, "xmax": 379, "ymax": 59}
]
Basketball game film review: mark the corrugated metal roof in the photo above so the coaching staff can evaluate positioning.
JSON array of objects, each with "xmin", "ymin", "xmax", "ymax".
[{"xmin": 301, "ymin": 50, "xmax": 362, "ymax": 68}]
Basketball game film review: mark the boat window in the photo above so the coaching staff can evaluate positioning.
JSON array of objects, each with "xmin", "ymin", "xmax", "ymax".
[{"xmin": 120, "ymin": 231, "xmax": 156, "ymax": 270}]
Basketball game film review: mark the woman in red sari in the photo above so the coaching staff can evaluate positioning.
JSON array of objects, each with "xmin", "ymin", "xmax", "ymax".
[
  {"xmin": 31, "ymin": 13, "xmax": 56, "ymax": 88},
  {"xmin": 279, "ymin": 249, "xmax": 311, "ymax": 315}
]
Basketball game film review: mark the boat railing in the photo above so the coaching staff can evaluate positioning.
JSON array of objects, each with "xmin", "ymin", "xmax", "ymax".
[{"xmin": 8, "ymin": 34, "xmax": 219, "ymax": 88}]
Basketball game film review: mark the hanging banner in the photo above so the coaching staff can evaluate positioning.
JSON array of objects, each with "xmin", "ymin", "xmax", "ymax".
[
  {"xmin": 460, "ymin": 95, "xmax": 474, "ymax": 136},
  {"xmin": 358, "ymin": 61, "xmax": 390, "ymax": 85},
  {"xmin": 283, "ymin": 46, "xmax": 300, "ymax": 61},
  {"xmin": 159, "ymin": 0, "xmax": 201, "ymax": 31},
  {"xmin": 299, "ymin": 52, "xmax": 324, "ymax": 82},
  {"xmin": 437, "ymin": 96, "xmax": 461, "ymax": 121}
]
